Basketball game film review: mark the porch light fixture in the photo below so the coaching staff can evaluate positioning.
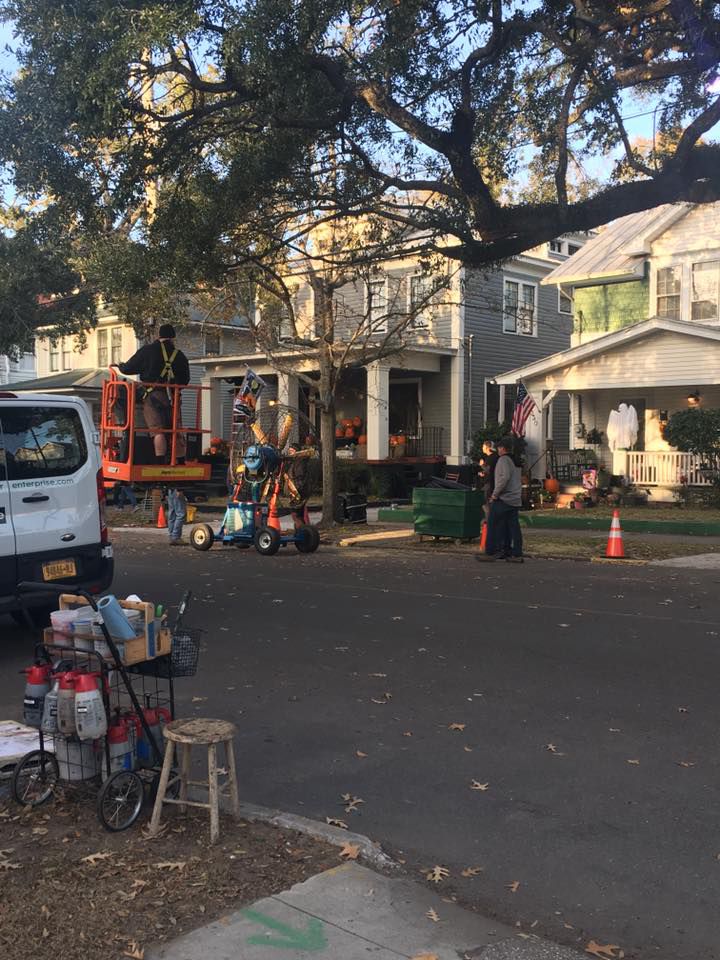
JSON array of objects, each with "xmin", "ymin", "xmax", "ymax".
[{"xmin": 687, "ymin": 391, "xmax": 701, "ymax": 407}]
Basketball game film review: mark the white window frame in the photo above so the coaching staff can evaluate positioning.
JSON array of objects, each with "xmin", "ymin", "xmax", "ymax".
[
  {"xmin": 203, "ymin": 328, "xmax": 222, "ymax": 355},
  {"xmin": 655, "ymin": 264, "xmax": 682, "ymax": 320},
  {"xmin": 503, "ymin": 277, "xmax": 538, "ymax": 337},
  {"xmin": 407, "ymin": 274, "xmax": 433, "ymax": 329},
  {"xmin": 366, "ymin": 277, "xmax": 388, "ymax": 334},
  {"xmin": 61, "ymin": 338, "xmax": 71, "ymax": 370},
  {"xmin": 558, "ymin": 286, "xmax": 573, "ymax": 315},
  {"xmin": 549, "ymin": 240, "xmax": 564, "ymax": 255},
  {"xmin": 567, "ymin": 243, "xmax": 581, "ymax": 256},
  {"xmin": 110, "ymin": 326, "xmax": 123, "ymax": 365},
  {"xmin": 97, "ymin": 328, "xmax": 108, "ymax": 368},
  {"xmin": 49, "ymin": 342, "xmax": 60, "ymax": 372},
  {"xmin": 691, "ymin": 259, "xmax": 720, "ymax": 322}
]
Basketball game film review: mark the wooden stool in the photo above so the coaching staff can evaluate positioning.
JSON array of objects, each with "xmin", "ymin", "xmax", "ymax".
[{"xmin": 148, "ymin": 718, "xmax": 239, "ymax": 843}]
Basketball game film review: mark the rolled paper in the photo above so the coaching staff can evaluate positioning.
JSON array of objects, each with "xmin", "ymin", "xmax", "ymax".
[{"xmin": 97, "ymin": 594, "xmax": 137, "ymax": 641}]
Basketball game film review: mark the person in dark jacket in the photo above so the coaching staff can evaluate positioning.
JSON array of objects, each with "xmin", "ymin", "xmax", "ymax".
[
  {"xmin": 477, "ymin": 437, "xmax": 523, "ymax": 563},
  {"xmin": 478, "ymin": 440, "xmax": 498, "ymax": 518},
  {"xmin": 114, "ymin": 324, "xmax": 190, "ymax": 463}
]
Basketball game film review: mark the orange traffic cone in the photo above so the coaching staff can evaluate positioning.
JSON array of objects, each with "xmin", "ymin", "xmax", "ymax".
[
  {"xmin": 267, "ymin": 492, "xmax": 281, "ymax": 532},
  {"xmin": 605, "ymin": 509, "xmax": 625, "ymax": 558},
  {"xmin": 479, "ymin": 520, "xmax": 488, "ymax": 552},
  {"xmin": 157, "ymin": 502, "xmax": 167, "ymax": 528}
]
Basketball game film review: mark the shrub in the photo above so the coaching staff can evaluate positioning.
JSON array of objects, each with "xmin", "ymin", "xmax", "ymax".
[{"xmin": 663, "ymin": 408, "xmax": 720, "ymax": 462}]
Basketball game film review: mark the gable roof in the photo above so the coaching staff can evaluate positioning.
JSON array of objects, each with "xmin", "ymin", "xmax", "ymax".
[
  {"xmin": 494, "ymin": 317, "xmax": 720, "ymax": 385},
  {"xmin": 541, "ymin": 203, "xmax": 694, "ymax": 286}
]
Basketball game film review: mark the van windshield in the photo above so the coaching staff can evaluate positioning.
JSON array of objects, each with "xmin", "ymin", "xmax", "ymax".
[{"xmin": 0, "ymin": 406, "xmax": 88, "ymax": 481}]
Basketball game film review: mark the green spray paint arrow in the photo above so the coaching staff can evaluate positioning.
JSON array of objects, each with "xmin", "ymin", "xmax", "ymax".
[{"xmin": 242, "ymin": 908, "xmax": 327, "ymax": 952}]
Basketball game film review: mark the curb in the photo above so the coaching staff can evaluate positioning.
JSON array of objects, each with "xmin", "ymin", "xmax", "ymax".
[
  {"xmin": 211, "ymin": 795, "xmax": 399, "ymax": 873},
  {"xmin": 590, "ymin": 556, "xmax": 649, "ymax": 566}
]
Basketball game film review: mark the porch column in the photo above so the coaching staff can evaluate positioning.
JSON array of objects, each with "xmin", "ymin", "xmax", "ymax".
[
  {"xmin": 524, "ymin": 389, "xmax": 546, "ymax": 479},
  {"xmin": 448, "ymin": 352, "xmax": 465, "ymax": 465},
  {"xmin": 366, "ymin": 361, "xmax": 390, "ymax": 460},
  {"xmin": 201, "ymin": 377, "xmax": 222, "ymax": 439},
  {"xmin": 277, "ymin": 371, "xmax": 298, "ymax": 409}
]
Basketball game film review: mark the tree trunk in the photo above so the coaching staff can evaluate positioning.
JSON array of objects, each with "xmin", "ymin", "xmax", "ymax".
[
  {"xmin": 320, "ymin": 397, "xmax": 337, "ymax": 527},
  {"xmin": 317, "ymin": 287, "xmax": 337, "ymax": 528}
]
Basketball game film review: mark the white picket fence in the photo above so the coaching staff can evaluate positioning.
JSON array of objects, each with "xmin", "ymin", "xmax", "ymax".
[{"xmin": 626, "ymin": 451, "xmax": 714, "ymax": 486}]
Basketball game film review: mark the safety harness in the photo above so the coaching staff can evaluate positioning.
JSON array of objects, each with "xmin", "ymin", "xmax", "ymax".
[{"xmin": 142, "ymin": 341, "xmax": 178, "ymax": 399}]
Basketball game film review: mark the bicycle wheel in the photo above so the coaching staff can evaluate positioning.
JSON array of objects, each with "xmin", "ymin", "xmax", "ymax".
[
  {"xmin": 12, "ymin": 749, "xmax": 59, "ymax": 807},
  {"xmin": 97, "ymin": 771, "xmax": 144, "ymax": 831}
]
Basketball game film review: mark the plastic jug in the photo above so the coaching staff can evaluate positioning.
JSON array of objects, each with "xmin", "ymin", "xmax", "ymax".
[
  {"xmin": 23, "ymin": 664, "xmax": 52, "ymax": 728},
  {"xmin": 107, "ymin": 720, "xmax": 134, "ymax": 773},
  {"xmin": 55, "ymin": 737, "xmax": 99, "ymax": 781},
  {"xmin": 41, "ymin": 676, "xmax": 61, "ymax": 734},
  {"xmin": 74, "ymin": 673, "xmax": 107, "ymax": 740},
  {"xmin": 137, "ymin": 706, "xmax": 171, "ymax": 766},
  {"xmin": 56, "ymin": 672, "xmax": 78, "ymax": 736}
]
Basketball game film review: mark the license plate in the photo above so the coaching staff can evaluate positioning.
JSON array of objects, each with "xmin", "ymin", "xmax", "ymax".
[{"xmin": 42, "ymin": 559, "xmax": 77, "ymax": 581}]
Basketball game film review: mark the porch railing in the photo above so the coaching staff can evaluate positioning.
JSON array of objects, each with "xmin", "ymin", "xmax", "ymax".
[
  {"xmin": 404, "ymin": 426, "xmax": 444, "ymax": 457},
  {"xmin": 626, "ymin": 451, "xmax": 715, "ymax": 486}
]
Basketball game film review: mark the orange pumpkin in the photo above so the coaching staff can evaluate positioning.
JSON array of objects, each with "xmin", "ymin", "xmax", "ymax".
[
  {"xmin": 352, "ymin": 416, "xmax": 362, "ymax": 428},
  {"xmin": 544, "ymin": 477, "xmax": 560, "ymax": 495},
  {"xmin": 341, "ymin": 418, "xmax": 353, "ymax": 428},
  {"xmin": 344, "ymin": 427, "xmax": 355, "ymax": 438},
  {"xmin": 358, "ymin": 434, "xmax": 367, "ymax": 445},
  {"xmin": 335, "ymin": 427, "xmax": 344, "ymax": 438}
]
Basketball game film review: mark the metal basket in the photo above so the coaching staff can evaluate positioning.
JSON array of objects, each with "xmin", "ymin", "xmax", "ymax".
[{"xmin": 170, "ymin": 628, "xmax": 201, "ymax": 677}]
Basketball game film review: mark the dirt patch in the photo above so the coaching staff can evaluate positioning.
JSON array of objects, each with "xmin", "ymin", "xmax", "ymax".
[{"xmin": 0, "ymin": 795, "xmax": 338, "ymax": 960}]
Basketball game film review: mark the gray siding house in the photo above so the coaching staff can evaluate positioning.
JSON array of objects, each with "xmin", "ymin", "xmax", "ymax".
[{"xmin": 196, "ymin": 236, "xmax": 588, "ymax": 465}]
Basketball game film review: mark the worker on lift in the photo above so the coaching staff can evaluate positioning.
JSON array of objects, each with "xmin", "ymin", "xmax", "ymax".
[{"xmin": 112, "ymin": 323, "xmax": 190, "ymax": 464}]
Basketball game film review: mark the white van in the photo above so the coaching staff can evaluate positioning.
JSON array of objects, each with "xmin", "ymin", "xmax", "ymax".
[{"xmin": 0, "ymin": 392, "xmax": 113, "ymax": 621}]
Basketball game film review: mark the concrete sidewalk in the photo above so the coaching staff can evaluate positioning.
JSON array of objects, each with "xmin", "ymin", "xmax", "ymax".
[{"xmin": 150, "ymin": 862, "xmax": 584, "ymax": 960}]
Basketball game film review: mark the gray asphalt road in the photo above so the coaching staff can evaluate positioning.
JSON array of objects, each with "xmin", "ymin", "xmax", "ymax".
[{"xmin": 2, "ymin": 534, "xmax": 720, "ymax": 960}]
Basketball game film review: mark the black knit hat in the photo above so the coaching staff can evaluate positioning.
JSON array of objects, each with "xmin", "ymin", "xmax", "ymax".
[{"xmin": 158, "ymin": 323, "xmax": 176, "ymax": 339}]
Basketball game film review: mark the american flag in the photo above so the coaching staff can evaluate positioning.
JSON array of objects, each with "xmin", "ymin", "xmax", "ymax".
[{"xmin": 511, "ymin": 382, "xmax": 537, "ymax": 437}]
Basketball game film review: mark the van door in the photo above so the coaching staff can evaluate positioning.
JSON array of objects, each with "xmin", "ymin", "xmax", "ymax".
[
  {"xmin": 2, "ymin": 400, "xmax": 101, "ymax": 579},
  {"xmin": 0, "ymin": 420, "xmax": 18, "ymax": 599}
]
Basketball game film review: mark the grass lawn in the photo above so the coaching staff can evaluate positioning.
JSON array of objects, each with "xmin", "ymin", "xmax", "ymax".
[{"xmin": 550, "ymin": 504, "xmax": 720, "ymax": 522}]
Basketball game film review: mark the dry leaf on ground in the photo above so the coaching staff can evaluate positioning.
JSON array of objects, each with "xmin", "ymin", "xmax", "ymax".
[
  {"xmin": 470, "ymin": 780, "xmax": 489, "ymax": 791},
  {"xmin": 426, "ymin": 865, "xmax": 450, "ymax": 883},
  {"xmin": 545, "ymin": 744, "xmax": 558, "ymax": 753},
  {"xmin": 355, "ymin": 751, "xmax": 368, "ymax": 758},
  {"xmin": 448, "ymin": 723, "xmax": 466, "ymax": 731},
  {"xmin": 368, "ymin": 673, "xmax": 387, "ymax": 678},
  {"xmin": 370, "ymin": 693, "xmax": 392, "ymax": 704},
  {"xmin": 339, "ymin": 843, "xmax": 361, "ymax": 861},
  {"xmin": 426, "ymin": 908, "xmax": 441, "ymax": 922},
  {"xmin": 461, "ymin": 866, "xmax": 483, "ymax": 877},
  {"xmin": 677, "ymin": 761, "xmax": 696, "ymax": 768},
  {"xmin": 325, "ymin": 817, "xmax": 349, "ymax": 830},
  {"xmin": 0, "ymin": 860, "xmax": 21, "ymax": 870},
  {"xmin": 585, "ymin": 941, "xmax": 624, "ymax": 958},
  {"xmin": 153, "ymin": 861, "xmax": 187, "ymax": 872},
  {"xmin": 340, "ymin": 793, "xmax": 365, "ymax": 812},
  {"xmin": 191, "ymin": 696, "xmax": 207, "ymax": 703},
  {"xmin": 80, "ymin": 852, "xmax": 113, "ymax": 866},
  {"xmin": 412, "ymin": 954, "xmax": 439, "ymax": 960},
  {"xmin": 402, "ymin": 731, "xmax": 413, "ymax": 737},
  {"xmin": 122, "ymin": 942, "xmax": 145, "ymax": 960},
  {"xmin": 507, "ymin": 880, "xmax": 520, "ymax": 893},
  {"xmin": 626, "ymin": 759, "xmax": 640, "ymax": 765}
]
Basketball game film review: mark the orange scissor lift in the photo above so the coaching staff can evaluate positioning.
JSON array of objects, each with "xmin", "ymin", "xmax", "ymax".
[{"xmin": 101, "ymin": 368, "xmax": 211, "ymax": 487}]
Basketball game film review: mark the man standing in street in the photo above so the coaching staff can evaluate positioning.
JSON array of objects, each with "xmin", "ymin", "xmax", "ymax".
[
  {"xmin": 477, "ymin": 437, "xmax": 523, "ymax": 563},
  {"xmin": 167, "ymin": 488, "xmax": 188, "ymax": 546},
  {"xmin": 477, "ymin": 439, "xmax": 498, "ymax": 519},
  {"xmin": 114, "ymin": 324, "xmax": 190, "ymax": 464}
]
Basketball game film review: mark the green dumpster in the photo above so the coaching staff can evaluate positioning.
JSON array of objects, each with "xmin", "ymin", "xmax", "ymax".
[{"xmin": 412, "ymin": 487, "xmax": 484, "ymax": 539}]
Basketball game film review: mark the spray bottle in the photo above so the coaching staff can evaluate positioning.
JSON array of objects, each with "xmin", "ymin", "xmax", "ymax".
[
  {"xmin": 23, "ymin": 664, "xmax": 52, "ymax": 728},
  {"xmin": 74, "ymin": 672, "xmax": 107, "ymax": 740}
]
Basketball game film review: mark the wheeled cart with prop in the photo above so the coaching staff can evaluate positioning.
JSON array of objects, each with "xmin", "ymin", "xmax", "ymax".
[
  {"xmin": 12, "ymin": 583, "xmax": 199, "ymax": 831},
  {"xmin": 190, "ymin": 500, "xmax": 320, "ymax": 556}
]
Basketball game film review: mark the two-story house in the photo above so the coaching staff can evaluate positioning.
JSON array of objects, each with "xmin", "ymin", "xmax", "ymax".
[
  {"xmin": 495, "ymin": 202, "xmax": 720, "ymax": 497},
  {"xmin": 195, "ymin": 236, "xmax": 588, "ymax": 467},
  {"xmin": 0, "ymin": 352, "xmax": 36, "ymax": 386},
  {"xmin": 8, "ymin": 306, "xmax": 248, "ymax": 427}
]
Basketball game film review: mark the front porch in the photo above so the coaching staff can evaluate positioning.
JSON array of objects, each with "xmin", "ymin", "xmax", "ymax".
[{"xmin": 197, "ymin": 347, "xmax": 463, "ymax": 465}]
